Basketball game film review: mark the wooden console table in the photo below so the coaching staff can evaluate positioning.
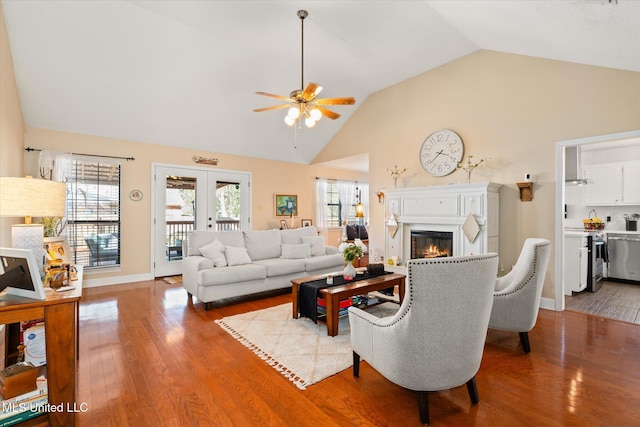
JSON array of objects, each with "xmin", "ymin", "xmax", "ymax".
[{"xmin": 0, "ymin": 268, "xmax": 82, "ymax": 427}]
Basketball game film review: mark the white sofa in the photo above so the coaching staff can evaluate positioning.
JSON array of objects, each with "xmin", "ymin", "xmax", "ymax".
[{"xmin": 182, "ymin": 226, "xmax": 344, "ymax": 310}]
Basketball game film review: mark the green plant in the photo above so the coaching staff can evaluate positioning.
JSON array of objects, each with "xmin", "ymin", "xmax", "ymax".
[
  {"xmin": 38, "ymin": 216, "xmax": 67, "ymax": 237},
  {"xmin": 342, "ymin": 243, "xmax": 362, "ymax": 262}
]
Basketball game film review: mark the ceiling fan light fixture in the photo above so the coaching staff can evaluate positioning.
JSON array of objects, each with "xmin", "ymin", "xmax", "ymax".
[
  {"xmin": 284, "ymin": 115, "xmax": 295, "ymax": 126},
  {"xmin": 254, "ymin": 10, "xmax": 355, "ymax": 128},
  {"xmin": 305, "ymin": 116, "xmax": 316, "ymax": 128},
  {"xmin": 287, "ymin": 107, "xmax": 300, "ymax": 119},
  {"xmin": 309, "ymin": 108, "xmax": 322, "ymax": 121}
]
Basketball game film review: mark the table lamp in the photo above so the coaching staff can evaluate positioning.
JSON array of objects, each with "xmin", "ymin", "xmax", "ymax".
[{"xmin": 0, "ymin": 176, "xmax": 67, "ymax": 275}]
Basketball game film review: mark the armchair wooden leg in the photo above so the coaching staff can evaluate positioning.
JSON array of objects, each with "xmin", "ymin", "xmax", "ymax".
[
  {"xmin": 353, "ymin": 351, "xmax": 360, "ymax": 377},
  {"xmin": 466, "ymin": 376, "xmax": 479, "ymax": 404},
  {"xmin": 519, "ymin": 331, "xmax": 531, "ymax": 353},
  {"xmin": 417, "ymin": 391, "xmax": 429, "ymax": 425}
]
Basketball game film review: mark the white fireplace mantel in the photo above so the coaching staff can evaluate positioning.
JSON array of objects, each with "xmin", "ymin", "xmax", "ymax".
[{"xmin": 384, "ymin": 182, "xmax": 501, "ymax": 268}]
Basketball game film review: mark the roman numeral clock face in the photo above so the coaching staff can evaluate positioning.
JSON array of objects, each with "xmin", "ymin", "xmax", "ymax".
[{"xmin": 419, "ymin": 129, "xmax": 464, "ymax": 177}]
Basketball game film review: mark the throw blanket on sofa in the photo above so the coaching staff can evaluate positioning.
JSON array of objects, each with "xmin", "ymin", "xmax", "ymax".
[{"xmin": 298, "ymin": 271, "xmax": 391, "ymax": 322}]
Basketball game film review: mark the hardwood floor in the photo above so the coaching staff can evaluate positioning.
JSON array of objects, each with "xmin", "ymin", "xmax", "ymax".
[{"xmin": 76, "ymin": 279, "xmax": 640, "ymax": 426}]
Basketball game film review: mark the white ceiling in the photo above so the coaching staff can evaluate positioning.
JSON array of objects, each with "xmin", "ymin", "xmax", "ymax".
[{"xmin": 3, "ymin": 0, "xmax": 639, "ymax": 171}]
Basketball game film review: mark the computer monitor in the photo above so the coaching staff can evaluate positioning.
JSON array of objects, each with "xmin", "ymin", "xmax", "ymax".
[{"xmin": 0, "ymin": 248, "xmax": 46, "ymax": 300}]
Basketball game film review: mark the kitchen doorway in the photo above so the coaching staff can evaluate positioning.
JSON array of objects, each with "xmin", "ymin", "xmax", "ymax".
[{"xmin": 556, "ymin": 129, "xmax": 640, "ymax": 320}]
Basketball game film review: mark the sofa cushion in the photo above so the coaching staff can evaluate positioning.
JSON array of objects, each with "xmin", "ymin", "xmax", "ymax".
[
  {"xmin": 346, "ymin": 224, "xmax": 368, "ymax": 240},
  {"xmin": 253, "ymin": 258, "xmax": 307, "ymax": 276},
  {"xmin": 304, "ymin": 253, "xmax": 344, "ymax": 272},
  {"xmin": 281, "ymin": 243, "xmax": 311, "ymax": 259},
  {"xmin": 199, "ymin": 264, "xmax": 267, "ymax": 286},
  {"xmin": 199, "ymin": 239, "xmax": 227, "ymax": 267},
  {"xmin": 301, "ymin": 236, "xmax": 326, "ymax": 257},
  {"xmin": 187, "ymin": 230, "xmax": 245, "ymax": 256},
  {"xmin": 225, "ymin": 246, "xmax": 252, "ymax": 266},
  {"xmin": 243, "ymin": 229, "xmax": 282, "ymax": 261},
  {"xmin": 281, "ymin": 226, "xmax": 318, "ymax": 244}
]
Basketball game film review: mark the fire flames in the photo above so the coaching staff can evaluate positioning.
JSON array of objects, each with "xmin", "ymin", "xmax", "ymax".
[{"xmin": 422, "ymin": 245, "xmax": 449, "ymax": 258}]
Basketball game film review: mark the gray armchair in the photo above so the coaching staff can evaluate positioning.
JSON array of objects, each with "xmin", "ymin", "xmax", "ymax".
[
  {"xmin": 489, "ymin": 238, "xmax": 551, "ymax": 353},
  {"xmin": 348, "ymin": 253, "xmax": 499, "ymax": 425}
]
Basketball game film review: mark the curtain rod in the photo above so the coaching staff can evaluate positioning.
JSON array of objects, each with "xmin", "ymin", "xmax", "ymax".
[{"xmin": 25, "ymin": 147, "xmax": 135, "ymax": 161}]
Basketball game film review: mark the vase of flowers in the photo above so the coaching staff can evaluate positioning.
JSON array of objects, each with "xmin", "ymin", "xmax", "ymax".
[
  {"xmin": 457, "ymin": 154, "xmax": 489, "ymax": 183},
  {"xmin": 385, "ymin": 165, "xmax": 408, "ymax": 188},
  {"xmin": 341, "ymin": 243, "xmax": 362, "ymax": 280}
]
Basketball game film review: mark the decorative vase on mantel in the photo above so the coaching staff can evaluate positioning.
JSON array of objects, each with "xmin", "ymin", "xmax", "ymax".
[{"xmin": 343, "ymin": 261, "xmax": 357, "ymax": 281}]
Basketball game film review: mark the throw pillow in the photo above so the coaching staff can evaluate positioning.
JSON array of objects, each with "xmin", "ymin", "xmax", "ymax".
[
  {"xmin": 301, "ymin": 236, "xmax": 326, "ymax": 257},
  {"xmin": 280, "ymin": 243, "xmax": 311, "ymax": 259},
  {"xmin": 199, "ymin": 239, "xmax": 227, "ymax": 267},
  {"xmin": 225, "ymin": 246, "xmax": 252, "ymax": 266}
]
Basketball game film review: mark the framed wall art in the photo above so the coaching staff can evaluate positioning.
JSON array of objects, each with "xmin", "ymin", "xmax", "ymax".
[
  {"xmin": 279, "ymin": 219, "xmax": 289, "ymax": 230},
  {"xmin": 301, "ymin": 219, "xmax": 312, "ymax": 227},
  {"xmin": 274, "ymin": 194, "xmax": 298, "ymax": 217},
  {"xmin": 43, "ymin": 236, "xmax": 71, "ymax": 264}
]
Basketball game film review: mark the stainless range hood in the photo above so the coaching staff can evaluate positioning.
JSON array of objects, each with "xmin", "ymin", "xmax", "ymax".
[{"xmin": 565, "ymin": 146, "xmax": 589, "ymax": 185}]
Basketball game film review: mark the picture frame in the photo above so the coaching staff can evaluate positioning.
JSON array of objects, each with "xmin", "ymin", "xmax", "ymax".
[
  {"xmin": 0, "ymin": 247, "xmax": 46, "ymax": 300},
  {"xmin": 43, "ymin": 236, "xmax": 71, "ymax": 264},
  {"xmin": 274, "ymin": 194, "xmax": 298, "ymax": 217},
  {"xmin": 280, "ymin": 219, "xmax": 289, "ymax": 230},
  {"xmin": 301, "ymin": 219, "xmax": 312, "ymax": 227}
]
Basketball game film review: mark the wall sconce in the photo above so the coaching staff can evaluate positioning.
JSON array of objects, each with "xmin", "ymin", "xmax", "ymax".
[{"xmin": 376, "ymin": 191, "xmax": 385, "ymax": 204}]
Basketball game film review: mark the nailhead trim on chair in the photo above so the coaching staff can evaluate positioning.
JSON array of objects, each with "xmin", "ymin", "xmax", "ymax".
[
  {"xmin": 350, "ymin": 255, "xmax": 496, "ymax": 328},
  {"xmin": 493, "ymin": 241, "xmax": 551, "ymax": 298}
]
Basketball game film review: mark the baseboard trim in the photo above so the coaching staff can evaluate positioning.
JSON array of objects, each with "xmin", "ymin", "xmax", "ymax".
[
  {"xmin": 539, "ymin": 296, "xmax": 556, "ymax": 311},
  {"xmin": 82, "ymin": 273, "xmax": 153, "ymax": 288}
]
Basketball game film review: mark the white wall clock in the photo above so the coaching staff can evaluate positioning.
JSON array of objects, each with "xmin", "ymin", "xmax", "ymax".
[{"xmin": 419, "ymin": 129, "xmax": 464, "ymax": 177}]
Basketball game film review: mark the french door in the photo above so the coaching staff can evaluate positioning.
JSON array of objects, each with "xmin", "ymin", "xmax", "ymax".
[{"xmin": 152, "ymin": 164, "xmax": 250, "ymax": 277}]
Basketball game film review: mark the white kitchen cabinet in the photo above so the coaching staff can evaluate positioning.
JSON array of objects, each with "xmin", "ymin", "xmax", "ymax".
[
  {"xmin": 622, "ymin": 163, "xmax": 640, "ymax": 204},
  {"xmin": 583, "ymin": 162, "xmax": 640, "ymax": 205},
  {"xmin": 564, "ymin": 234, "xmax": 588, "ymax": 294}
]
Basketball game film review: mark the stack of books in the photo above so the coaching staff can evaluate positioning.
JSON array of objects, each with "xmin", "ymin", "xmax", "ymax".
[
  {"xmin": 317, "ymin": 297, "xmax": 354, "ymax": 319},
  {"xmin": 0, "ymin": 376, "xmax": 48, "ymax": 427}
]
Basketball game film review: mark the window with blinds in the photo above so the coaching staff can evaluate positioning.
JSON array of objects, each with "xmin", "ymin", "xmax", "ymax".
[{"xmin": 66, "ymin": 159, "xmax": 121, "ymax": 268}]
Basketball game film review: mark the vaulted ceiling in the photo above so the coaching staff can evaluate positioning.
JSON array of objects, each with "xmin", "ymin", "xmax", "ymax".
[{"xmin": 3, "ymin": 1, "xmax": 639, "ymax": 168}]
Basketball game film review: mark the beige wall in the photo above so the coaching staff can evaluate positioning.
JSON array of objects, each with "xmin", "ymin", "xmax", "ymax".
[
  {"xmin": 22, "ymin": 128, "xmax": 366, "ymax": 282},
  {"xmin": 0, "ymin": 5, "xmax": 25, "ymax": 247},
  {"xmin": 315, "ymin": 50, "xmax": 640, "ymax": 299}
]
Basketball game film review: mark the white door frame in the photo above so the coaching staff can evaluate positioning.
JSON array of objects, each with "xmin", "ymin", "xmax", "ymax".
[
  {"xmin": 554, "ymin": 129, "xmax": 640, "ymax": 311},
  {"xmin": 151, "ymin": 163, "xmax": 252, "ymax": 278}
]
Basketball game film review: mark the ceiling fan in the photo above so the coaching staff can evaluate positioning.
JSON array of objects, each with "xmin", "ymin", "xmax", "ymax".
[{"xmin": 254, "ymin": 10, "xmax": 355, "ymax": 128}]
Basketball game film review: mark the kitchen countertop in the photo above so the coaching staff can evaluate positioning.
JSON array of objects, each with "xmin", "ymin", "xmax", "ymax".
[{"xmin": 605, "ymin": 230, "xmax": 640, "ymax": 236}]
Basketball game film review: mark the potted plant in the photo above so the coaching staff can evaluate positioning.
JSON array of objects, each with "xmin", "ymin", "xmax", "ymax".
[{"xmin": 341, "ymin": 243, "xmax": 362, "ymax": 280}]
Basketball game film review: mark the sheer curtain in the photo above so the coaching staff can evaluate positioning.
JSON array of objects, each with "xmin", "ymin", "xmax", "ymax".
[
  {"xmin": 39, "ymin": 150, "xmax": 72, "ymax": 183},
  {"xmin": 339, "ymin": 182, "xmax": 355, "ymax": 225},
  {"xmin": 315, "ymin": 178, "xmax": 329, "ymax": 233}
]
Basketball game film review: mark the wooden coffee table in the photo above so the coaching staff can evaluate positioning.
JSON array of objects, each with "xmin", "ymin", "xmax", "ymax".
[{"xmin": 291, "ymin": 272, "xmax": 406, "ymax": 337}]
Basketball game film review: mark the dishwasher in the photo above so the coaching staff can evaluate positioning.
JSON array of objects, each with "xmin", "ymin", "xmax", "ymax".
[{"xmin": 607, "ymin": 233, "xmax": 640, "ymax": 283}]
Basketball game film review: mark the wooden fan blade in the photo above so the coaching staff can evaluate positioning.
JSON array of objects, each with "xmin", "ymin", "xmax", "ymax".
[
  {"xmin": 253, "ymin": 104, "xmax": 292, "ymax": 113},
  {"xmin": 301, "ymin": 82, "xmax": 323, "ymax": 101},
  {"xmin": 316, "ymin": 106, "xmax": 341, "ymax": 120},
  {"xmin": 256, "ymin": 91, "xmax": 294, "ymax": 102},
  {"xmin": 315, "ymin": 97, "xmax": 356, "ymax": 106}
]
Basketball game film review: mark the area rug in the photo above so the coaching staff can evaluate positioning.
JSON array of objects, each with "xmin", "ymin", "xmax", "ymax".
[
  {"xmin": 163, "ymin": 275, "xmax": 182, "ymax": 284},
  {"xmin": 215, "ymin": 302, "xmax": 399, "ymax": 390}
]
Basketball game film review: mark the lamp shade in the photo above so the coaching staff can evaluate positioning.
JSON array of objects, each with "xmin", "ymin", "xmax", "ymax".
[
  {"xmin": 0, "ymin": 177, "xmax": 66, "ymax": 218},
  {"xmin": 355, "ymin": 202, "xmax": 365, "ymax": 218}
]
